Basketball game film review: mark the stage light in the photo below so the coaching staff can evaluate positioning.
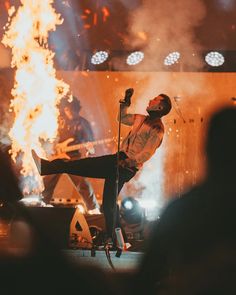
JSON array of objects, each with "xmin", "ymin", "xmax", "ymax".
[
  {"xmin": 164, "ymin": 51, "xmax": 181, "ymax": 66},
  {"xmin": 91, "ymin": 51, "xmax": 109, "ymax": 65},
  {"xmin": 120, "ymin": 197, "xmax": 144, "ymax": 224},
  {"xmin": 123, "ymin": 199, "xmax": 134, "ymax": 210},
  {"xmin": 205, "ymin": 51, "xmax": 225, "ymax": 67},
  {"xmin": 126, "ymin": 51, "xmax": 144, "ymax": 65}
]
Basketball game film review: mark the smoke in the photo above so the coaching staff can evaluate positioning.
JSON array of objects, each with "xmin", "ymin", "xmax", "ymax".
[
  {"xmin": 117, "ymin": 0, "xmax": 207, "ymax": 71},
  {"xmin": 117, "ymin": 0, "xmax": 208, "ymax": 219},
  {"xmin": 127, "ymin": 71, "xmax": 214, "ymax": 220},
  {"xmin": 135, "ymin": 146, "xmax": 166, "ymax": 221}
]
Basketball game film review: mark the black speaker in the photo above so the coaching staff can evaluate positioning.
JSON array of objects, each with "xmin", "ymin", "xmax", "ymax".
[{"xmin": 23, "ymin": 207, "xmax": 93, "ymax": 249}]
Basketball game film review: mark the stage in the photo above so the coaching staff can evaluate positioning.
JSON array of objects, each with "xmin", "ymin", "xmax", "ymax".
[
  {"xmin": 64, "ymin": 249, "xmax": 143, "ymax": 273},
  {"xmin": 28, "ymin": 206, "xmax": 146, "ymax": 273}
]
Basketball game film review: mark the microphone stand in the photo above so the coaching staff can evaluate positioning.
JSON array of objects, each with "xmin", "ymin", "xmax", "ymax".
[
  {"xmin": 103, "ymin": 100, "xmax": 126, "ymax": 268},
  {"xmin": 108, "ymin": 88, "xmax": 133, "ymax": 258},
  {"xmin": 111, "ymin": 100, "xmax": 124, "ymax": 257}
]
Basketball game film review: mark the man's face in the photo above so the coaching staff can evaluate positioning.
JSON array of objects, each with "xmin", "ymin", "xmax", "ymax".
[
  {"xmin": 64, "ymin": 107, "xmax": 73, "ymax": 120},
  {"xmin": 146, "ymin": 95, "xmax": 164, "ymax": 112}
]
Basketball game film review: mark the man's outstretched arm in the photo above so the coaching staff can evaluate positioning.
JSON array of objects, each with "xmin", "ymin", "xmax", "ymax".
[{"xmin": 117, "ymin": 104, "xmax": 135, "ymax": 126}]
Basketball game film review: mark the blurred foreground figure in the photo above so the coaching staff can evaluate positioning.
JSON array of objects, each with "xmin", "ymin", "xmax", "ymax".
[
  {"xmin": 136, "ymin": 106, "xmax": 236, "ymax": 295},
  {"xmin": 0, "ymin": 149, "xmax": 120, "ymax": 295}
]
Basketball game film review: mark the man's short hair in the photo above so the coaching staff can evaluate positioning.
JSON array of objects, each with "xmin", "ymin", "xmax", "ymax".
[{"xmin": 159, "ymin": 93, "xmax": 172, "ymax": 116}]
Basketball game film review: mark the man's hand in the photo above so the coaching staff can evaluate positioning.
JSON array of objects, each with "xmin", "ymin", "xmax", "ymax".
[
  {"xmin": 85, "ymin": 142, "xmax": 95, "ymax": 156},
  {"xmin": 55, "ymin": 137, "xmax": 74, "ymax": 154},
  {"xmin": 119, "ymin": 88, "xmax": 134, "ymax": 107},
  {"xmin": 49, "ymin": 137, "xmax": 74, "ymax": 160}
]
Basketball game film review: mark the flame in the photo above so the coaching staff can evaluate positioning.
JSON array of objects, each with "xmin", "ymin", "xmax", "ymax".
[
  {"xmin": 102, "ymin": 7, "xmax": 109, "ymax": 22},
  {"xmin": 81, "ymin": 6, "xmax": 109, "ymax": 29},
  {"xmin": 2, "ymin": 0, "xmax": 70, "ymax": 195},
  {"xmin": 93, "ymin": 13, "xmax": 98, "ymax": 26},
  {"xmin": 4, "ymin": 1, "xmax": 11, "ymax": 11}
]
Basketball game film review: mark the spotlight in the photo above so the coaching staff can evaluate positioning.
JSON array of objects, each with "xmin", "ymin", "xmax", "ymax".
[
  {"xmin": 120, "ymin": 197, "xmax": 144, "ymax": 224},
  {"xmin": 123, "ymin": 199, "xmax": 133, "ymax": 210},
  {"xmin": 126, "ymin": 51, "xmax": 144, "ymax": 65},
  {"xmin": 205, "ymin": 51, "xmax": 225, "ymax": 67},
  {"xmin": 164, "ymin": 51, "xmax": 180, "ymax": 66},
  {"xmin": 91, "ymin": 51, "xmax": 109, "ymax": 65}
]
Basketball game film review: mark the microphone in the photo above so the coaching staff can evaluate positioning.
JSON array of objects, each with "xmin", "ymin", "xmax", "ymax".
[{"xmin": 119, "ymin": 88, "xmax": 134, "ymax": 106}]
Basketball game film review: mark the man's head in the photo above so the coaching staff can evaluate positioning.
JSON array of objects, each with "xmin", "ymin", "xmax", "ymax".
[
  {"xmin": 60, "ymin": 95, "xmax": 81, "ymax": 119},
  {"xmin": 206, "ymin": 106, "xmax": 236, "ymax": 183},
  {"xmin": 146, "ymin": 94, "xmax": 172, "ymax": 117}
]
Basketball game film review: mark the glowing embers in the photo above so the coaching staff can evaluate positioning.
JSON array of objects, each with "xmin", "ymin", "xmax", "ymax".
[
  {"xmin": 164, "ymin": 51, "xmax": 181, "ymax": 66},
  {"xmin": 205, "ymin": 51, "xmax": 225, "ymax": 67},
  {"xmin": 91, "ymin": 51, "xmax": 109, "ymax": 64},
  {"xmin": 126, "ymin": 51, "xmax": 144, "ymax": 65}
]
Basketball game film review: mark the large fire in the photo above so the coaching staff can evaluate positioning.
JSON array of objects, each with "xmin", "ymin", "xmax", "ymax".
[{"xmin": 2, "ymin": 0, "xmax": 70, "ymax": 195}]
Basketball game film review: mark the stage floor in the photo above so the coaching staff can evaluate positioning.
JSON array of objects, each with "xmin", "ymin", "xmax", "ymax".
[{"xmin": 63, "ymin": 249, "xmax": 144, "ymax": 272}]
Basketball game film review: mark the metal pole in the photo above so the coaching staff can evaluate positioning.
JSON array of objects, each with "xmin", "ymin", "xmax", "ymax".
[{"xmin": 112, "ymin": 101, "xmax": 122, "ymax": 243}]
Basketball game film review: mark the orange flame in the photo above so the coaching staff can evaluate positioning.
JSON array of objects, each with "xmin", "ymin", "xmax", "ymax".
[
  {"xmin": 4, "ymin": 1, "xmax": 10, "ymax": 11},
  {"xmin": 93, "ymin": 13, "xmax": 98, "ymax": 26},
  {"xmin": 2, "ymin": 0, "xmax": 70, "ymax": 195},
  {"xmin": 102, "ymin": 7, "xmax": 110, "ymax": 22}
]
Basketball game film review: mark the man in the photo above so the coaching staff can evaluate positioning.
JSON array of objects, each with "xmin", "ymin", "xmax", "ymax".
[
  {"xmin": 32, "ymin": 89, "xmax": 172, "ymax": 244},
  {"xmin": 135, "ymin": 106, "xmax": 236, "ymax": 294},
  {"xmin": 42, "ymin": 96, "xmax": 100, "ymax": 213}
]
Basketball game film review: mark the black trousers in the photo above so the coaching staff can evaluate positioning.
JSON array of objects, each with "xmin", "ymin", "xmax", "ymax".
[{"xmin": 41, "ymin": 153, "xmax": 137, "ymax": 238}]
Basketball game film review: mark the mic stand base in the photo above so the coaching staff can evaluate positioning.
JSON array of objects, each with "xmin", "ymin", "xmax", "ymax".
[{"xmin": 115, "ymin": 248, "xmax": 122, "ymax": 258}]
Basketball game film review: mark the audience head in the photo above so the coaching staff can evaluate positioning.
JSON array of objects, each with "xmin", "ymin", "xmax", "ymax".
[
  {"xmin": 206, "ymin": 106, "xmax": 236, "ymax": 183},
  {"xmin": 0, "ymin": 149, "xmax": 22, "ymax": 204}
]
